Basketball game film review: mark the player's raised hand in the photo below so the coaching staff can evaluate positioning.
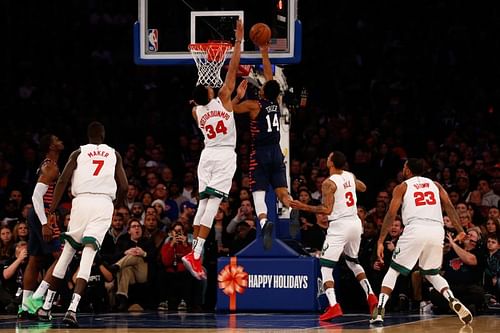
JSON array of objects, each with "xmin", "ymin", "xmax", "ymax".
[{"xmin": 236, "ymin": 79, "xmax": 248, "ymax": 99}]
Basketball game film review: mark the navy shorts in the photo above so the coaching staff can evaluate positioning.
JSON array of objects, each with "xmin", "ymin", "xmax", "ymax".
[
  {"xmin": 27, "ymin": 208, "xmax": 61, "ymax": 256},
  {"xmin": 249, "ymin": 144, "xmax": 288, "ymax": 192}
]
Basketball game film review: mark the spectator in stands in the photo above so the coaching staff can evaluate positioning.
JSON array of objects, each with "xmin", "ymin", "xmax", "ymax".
[
  {"xmin": 297, "ymin": 188, "xmax": 323, "ymax": 251},
  {"xmin": 226, "ymin": 199, "xmax": 256, "ymax": 235},
  {"xmin": 125, "ymin": 183, "xmax": 140, "ymax": 211},
  {"xmin": 140, "ymin": 191, "xmax": 154, "ymax": 210},
  {"xmin": 485, "ymin": 218, "xmax": 499, "ymax": 237},
  {"xmin": 488, "ymin": 207, "xmax": 500, "ymax": 221},
  {"xmin": 130, "ymin": 202, "xmax": 145, "ymax": 224},
  {"xmin": 12, "ymin": 222, "xmax": 28, "ymax": 243},
  {"xmin": 431, "ymin": 228, "xmax": 485, "ymax": 314},
  {"xmin": 152, "ymin": 183, "xmax": 179, "ymax": 222},
  {"xmin": 0, "ymin": 226, "xmax": 15, "ymax": 265},
  {"xmin": 151, "ymin": 199, "xmax": 172, "ymax": 230},
  {"xmin": 456, "ymin": 175, "xmax": 472, "ymax": 203},
  {"xmin": 111, "ymin": 218, "xmax": 155, "ymax": 312},
  {"xmin": 229, "ymin": 221, "xmax": 256, "ymax": 256},
  {"xmin": 159, "ymin": 222, "xmax": 193, "ymax": 311},
  {"xmin": 478, "ymin": 177, "xmax": 500, "ymax": 208},
  {"xmin": 484, "ymin": 233, "xmax": 500, "ymax": 307},
  {"xmin": 0, "ymin": 241, "xmax": 28, "ymax": 314}
]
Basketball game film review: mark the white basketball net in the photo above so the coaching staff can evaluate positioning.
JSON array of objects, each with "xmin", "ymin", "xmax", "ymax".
[{"xmin": 189, "ymin": 42, "xmax": 233, "ymax": 88}]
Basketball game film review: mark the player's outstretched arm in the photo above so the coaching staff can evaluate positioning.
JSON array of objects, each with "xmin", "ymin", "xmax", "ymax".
[
  {"xmin": 435, "ymin": 181, "xmax": 465, "ymax": 240},
  {"xmin": 377, "ymin": 183, "xmax": 405, "ymax": 262},
  {"xmin": 219, "ymin": 19, "xmax": 243, "ymax": 105},
  {"xmin": 290, "ymin": 179, "xmax": 336, "ymax": 215}
]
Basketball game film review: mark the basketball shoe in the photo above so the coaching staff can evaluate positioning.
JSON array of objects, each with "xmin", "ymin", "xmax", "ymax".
[
  {"xmin": 449, "ymin": 298, "xmax": 473, "ymax": 325},
  {"xmin": 319, "ymin": 303, "xmax": 343, "ymax": 321},
  {"xmin": 262, "ymin": 220, "xmax": 274, "ymax": 250},
  {"xmin": 182, "ymin": 252, "xmax": 206, "ymax": 280},
  {"xmin": 367, "ymin": 293, "xmax": 378, "ymax": 315},
  {"xmin": 370, "ymin": 306, "xmax": 385, "ymax": 325}
]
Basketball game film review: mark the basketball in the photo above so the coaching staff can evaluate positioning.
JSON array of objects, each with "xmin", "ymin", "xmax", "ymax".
[{"xmin": 249, "ymin": 23, "xmax": 271, "ymax": 46}]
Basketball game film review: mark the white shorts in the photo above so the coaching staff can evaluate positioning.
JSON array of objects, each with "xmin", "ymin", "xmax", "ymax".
[
  {"xmin": 64, "ymin": 194, "xmax": 114, "ymax": 250},
  {"xmin": 321, "ymin": 216, "xmax": 363, "ymax": 263},
  {"xmin": 197, "ymin": 147, "xmax": 237, "ymax": 197},
  {"xmin": 391, "ymin": 221, "xmax": 444, "ymax": 275}
]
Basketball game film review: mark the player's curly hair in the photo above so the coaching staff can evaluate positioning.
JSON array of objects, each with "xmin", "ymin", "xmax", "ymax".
[
  {"xmin": 193, "ymin": 84, "xmax": 209, "ymax": 105},
  {"xmin": 39, "ymin": 134, "xmax": 53, "ymax": 154},
  {"xmin": 263, "ymin": 80, "xmax": 280, "ymax": 100},
  {"xmin": 331, "ymin": 151, "xmax": 347, "ymax": 169},
  {"xmin": 406, "ymin": 158, "xmax": 425, "ymax": 175}
]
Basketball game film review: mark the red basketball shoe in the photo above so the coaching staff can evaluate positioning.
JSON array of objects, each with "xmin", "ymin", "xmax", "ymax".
[
  {"xmin": 182, "ymin": 252, "xmax": 206, "ymax": 280},
  {"xmin": 367, "ymin": 293, "xmax": 379, "ymax": 315},
  {"xmin": 319, "ymin": 303, "xmax": 343, "ymax": 321}
]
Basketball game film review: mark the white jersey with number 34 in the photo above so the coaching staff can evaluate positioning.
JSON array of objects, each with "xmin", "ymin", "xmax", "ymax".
[
  {"xmin": 71, "ymin": 144, "xmax": 117, "ymax": 199},
  {"xmin": 195, "ymin": 98, "xmax": 236, "ymax": 149}
]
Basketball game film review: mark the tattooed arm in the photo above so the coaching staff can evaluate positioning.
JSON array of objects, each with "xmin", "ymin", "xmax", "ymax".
[{"xmin": 290, "ymin": 179, "xmax": 337, "ymax": 215}]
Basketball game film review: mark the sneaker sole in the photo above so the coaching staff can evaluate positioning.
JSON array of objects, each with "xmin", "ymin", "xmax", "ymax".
[
  {"xmin": 369, "ymin": 317, "xmax": 384, "ymax": 325},
  {"xmin": 452, "ymin": 302, "xmax": 473, "ymax": 325},
  {"xmin": 263, "ymin": 222, "xmax": 274, "ymax": 250}
]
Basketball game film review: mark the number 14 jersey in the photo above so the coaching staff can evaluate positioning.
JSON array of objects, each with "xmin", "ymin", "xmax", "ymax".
[
  {"xmin": 402, "ymin": 176, "xmax": 443, "ymax": 226},
  {"xmin": 195, "ymin": 97, "xmax": 236, "ymax": 149}
]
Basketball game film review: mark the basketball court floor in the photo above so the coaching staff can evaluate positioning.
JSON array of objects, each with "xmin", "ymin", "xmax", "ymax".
[{"xmin": 2, "ymin": 311, "xmax": 498, "ymax": 333}]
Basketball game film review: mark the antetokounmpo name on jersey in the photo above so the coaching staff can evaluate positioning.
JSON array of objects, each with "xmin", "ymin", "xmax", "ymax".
[{"xmin": 199, "ymin": 110, "xmax": 230, "ymax": 129}]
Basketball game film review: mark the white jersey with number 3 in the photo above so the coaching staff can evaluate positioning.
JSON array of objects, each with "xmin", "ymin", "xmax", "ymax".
[
  {"xmin": 195, "ymin": 97, "xmax": 236, "ymax": 149},
  {"xmin": 71, "ymin": 144, "xmax": 117, "ymax": 199},
  {"xmin": 402, "ymin": 176, "xmax": 443, "ymax": 226},
  {"xmin": 328, "ymin": 171, "xmax": 358, "ymax": 221}
]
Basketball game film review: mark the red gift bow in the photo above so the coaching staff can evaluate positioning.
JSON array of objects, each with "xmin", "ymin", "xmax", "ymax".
[{"xmin": 218, "ymin": 257, "xmax": 248, "ymax": 311}]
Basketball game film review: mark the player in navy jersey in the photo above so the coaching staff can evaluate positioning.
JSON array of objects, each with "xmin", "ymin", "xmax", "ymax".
[
  {"xmin": 19, "ymin": 134, "xmax": 64, "ymax": 319},
  {"xmin": 233, "ymin": 44, "xmax": 294, "ymax": 250}
]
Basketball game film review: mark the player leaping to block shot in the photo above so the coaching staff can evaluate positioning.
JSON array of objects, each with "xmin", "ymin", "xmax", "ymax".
[{"xmin": 182, "ymin": 19, "xmax": 243, "ymax": 280}]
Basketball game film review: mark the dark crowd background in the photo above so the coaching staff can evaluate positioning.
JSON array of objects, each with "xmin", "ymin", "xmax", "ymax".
[{"xmin": 0, "ymin": 0, "xmax": 499, "ymax": 315}]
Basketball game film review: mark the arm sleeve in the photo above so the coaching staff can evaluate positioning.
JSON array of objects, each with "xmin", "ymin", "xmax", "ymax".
[{"xmin": 32, "ymin": 182, "xmax": 49, "ymax": 225}]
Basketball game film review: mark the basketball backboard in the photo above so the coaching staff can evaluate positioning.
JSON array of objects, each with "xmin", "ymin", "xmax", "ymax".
[{"xmin": 134, "ymin": 0, "xmax": 301, "ymax": 65}]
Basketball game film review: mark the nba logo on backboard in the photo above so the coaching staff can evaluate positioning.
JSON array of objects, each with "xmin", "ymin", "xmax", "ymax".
[{"xmin": 148, "ymin": 29, "xmax": 158, "ymax": 52}]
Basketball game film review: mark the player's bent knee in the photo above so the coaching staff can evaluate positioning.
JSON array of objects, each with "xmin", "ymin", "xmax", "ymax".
[
  {"xmin": 381, "ymin": 267, "xmax": 400, "ymax": 290},
  {"xmin": 320, "ymin": 266, "xmax": 334, "ymax": 283},
  {"xmin": 345, "ymin": 260, "xmax": 364, "ymax": 276}
]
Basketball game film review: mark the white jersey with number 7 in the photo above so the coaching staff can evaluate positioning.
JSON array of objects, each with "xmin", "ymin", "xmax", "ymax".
[{"xmin": 71, "ymin": 144, "xmax": 117, "ymax": 199}]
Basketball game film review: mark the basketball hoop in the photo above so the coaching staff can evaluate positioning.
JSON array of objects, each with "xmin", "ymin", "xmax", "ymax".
[{"xmin": 188, "ymin": 41, "xmax": 233, "ymax": 88}]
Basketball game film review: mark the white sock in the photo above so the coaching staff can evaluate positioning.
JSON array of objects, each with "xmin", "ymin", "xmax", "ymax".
[
  {"xmin": 259, "ymin": 218, "xmax": 267, "ymax": 229},
  {"xmin": 33, "ymin": 280, "xmax": 50, "ymax": 299},
  {"xmin": 68, "ymin": 293, "xmax": 81, "ymax": 312},
  {"xmin": 193, "ymin": 237, "xmax": 205, "ymax": 260},
  {"xmin": 21, "ymin": 290, "xmax": 33, "ymax": 310},
  {"xmin": 43, "ymin": 290, "xmax": 57, "ymax": 311},
  {"xmin": 325, "ymin": 288, "xmax": 337, "ymax": 306},
  {"xmin": 378, "ymin": 293, "xmax": 390, "ymax": 308},
  {"xmin": 359, "ymin": 278, "xmax": 374, "ymax": 297},
  {"xmin": 443, "ymin": 289, "xmax": 455, "ymax": 301}
]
